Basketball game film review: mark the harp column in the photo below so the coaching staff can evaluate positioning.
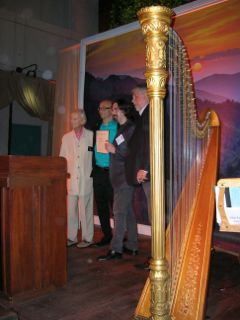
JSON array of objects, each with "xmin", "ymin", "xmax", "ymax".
[{"xmin": 137, "ymin": 6, "xmax": 173, "ymax": 320}]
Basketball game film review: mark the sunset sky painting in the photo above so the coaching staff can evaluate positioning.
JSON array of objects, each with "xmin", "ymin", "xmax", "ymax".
[
  {"xmin": 173, "ymin": 0, "xmax": 240, "ymax": 82},
  {"xmin": 84, "ymin": 0, "xmax": 240, "ymax": 177},
  {"xmin": 86, "ymin": 30, "xmax": 145, "ymax": 79},
  {"xmin": 86, "ymin": 0, "xmax": 240, "ymax": 82}
]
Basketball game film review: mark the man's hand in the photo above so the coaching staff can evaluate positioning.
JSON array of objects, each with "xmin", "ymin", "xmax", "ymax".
[
  {"xmin": 137, "ymin": 170, "xmax": 148, "ymax": 184},
  {"xmin": 105, "ymin": 141, "xmax": 116, "ymax": 154}
]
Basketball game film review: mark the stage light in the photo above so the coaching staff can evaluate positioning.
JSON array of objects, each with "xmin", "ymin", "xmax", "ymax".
[{"xmin": 15, "ymin": 64, "xmax": 38, "ymax": 77}]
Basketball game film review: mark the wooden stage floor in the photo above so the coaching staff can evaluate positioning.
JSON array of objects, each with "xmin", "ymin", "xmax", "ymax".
[{"xmin": 0, "ymin": 227, "xmax": 239, "ymax": 320}]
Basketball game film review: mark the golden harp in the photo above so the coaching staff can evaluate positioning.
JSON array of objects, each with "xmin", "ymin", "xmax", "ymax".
[{"xmin": 134, "ymin": 6, "xmax": 220, "ymax": 320}]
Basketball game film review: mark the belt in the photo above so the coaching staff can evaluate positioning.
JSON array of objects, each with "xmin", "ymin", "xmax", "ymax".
[{"xmin": 96, "ymin": 165, "xmax": 109, "ymax": 171}]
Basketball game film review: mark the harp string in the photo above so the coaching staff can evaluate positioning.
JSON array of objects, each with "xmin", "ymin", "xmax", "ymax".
[{"xmin": 166, "ymin": 28, "xmax": 212, "ymax": 303}]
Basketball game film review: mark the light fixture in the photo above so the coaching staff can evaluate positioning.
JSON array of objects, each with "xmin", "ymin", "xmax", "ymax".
[
  {"xmin": 26, "ymin": 70, "xmax": 37, "ymax": 77},
  {"xmin": 16, "ymin": 64, "xmax": 38, "ymax": 78}
]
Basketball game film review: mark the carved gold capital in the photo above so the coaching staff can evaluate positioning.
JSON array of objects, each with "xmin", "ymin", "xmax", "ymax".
[
  {"xmin": 145, "ymin": 70, "xmax": 168, "ymax": 98},
  {"xmin": 138, "ymin": 6, "xmax": 173, "ymax": 99},
  {"xmin": 137, "ymin": 6, "xmax": 173, "ymax": 38}
]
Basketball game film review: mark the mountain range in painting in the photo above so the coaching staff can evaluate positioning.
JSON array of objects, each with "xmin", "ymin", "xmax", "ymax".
[
  {"xmin": 195, "ymin": 73, "xmax": 240, "ymax": 178},
  {"xmin": 84, "ymin": 71, "xmax": 240, "ymax": 177},
  {"xmin": 84, "ymin": 71, "xmax": 240, "ymax": 104},
  {"xmin": 195, "ymin": 72, "xmax": 240, "ymax": 103}
]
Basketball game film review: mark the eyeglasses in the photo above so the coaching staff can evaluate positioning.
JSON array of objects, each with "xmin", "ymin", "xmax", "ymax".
[{"xmin": 98, "ymin": 106, "xmax": 111, "ymax": 111}]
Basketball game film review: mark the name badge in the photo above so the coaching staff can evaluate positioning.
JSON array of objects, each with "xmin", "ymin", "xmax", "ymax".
[{"xmin": 115, "ymin": 134, "xmax": 125, "ymax": 145}]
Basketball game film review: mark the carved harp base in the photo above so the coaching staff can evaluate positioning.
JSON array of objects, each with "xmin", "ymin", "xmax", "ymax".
[
  {"xmin": 134, "ymin": 127, "xmax": 220, "ymax": 320},
  {"xmin": 133, "ymin": 314, "xmax": 174, "ymax": 320}
]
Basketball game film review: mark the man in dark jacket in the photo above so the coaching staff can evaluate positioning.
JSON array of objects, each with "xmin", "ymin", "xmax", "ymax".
[
  {"xmin": 125, "ymin": 84, "xmax": 151, "ymax": 269},
  {"xmin": 98, "ymin": 98, "xmax": 138, "ymax": 260},
  {"xmin": 126, "ymin": 84, "xmax": 150, "ymax": 222}
]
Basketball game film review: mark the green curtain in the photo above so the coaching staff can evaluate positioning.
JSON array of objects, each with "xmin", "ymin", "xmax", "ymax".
[{"xmin": 0, "ymin": 70, "xmax": 55, "ymax": 121}]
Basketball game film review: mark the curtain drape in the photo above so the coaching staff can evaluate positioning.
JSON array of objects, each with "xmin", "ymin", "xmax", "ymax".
[
  {"xmin": 52, "ymin": 44, "xmax": 80, "ymax": 156},
  {"xmin": 0, "ymin": 70, "xmax": 55, "ymax": 121}
]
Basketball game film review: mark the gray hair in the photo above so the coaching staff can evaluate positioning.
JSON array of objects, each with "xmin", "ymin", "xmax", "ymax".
[{"xmin": 71, "ymin": 109, "xmax": 87, "ymax": 124}]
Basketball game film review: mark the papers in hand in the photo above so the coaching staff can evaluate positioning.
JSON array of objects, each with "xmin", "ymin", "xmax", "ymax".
[{"xmin": 96, "ymin": 130, "xmax": 109, "ymax": 153}]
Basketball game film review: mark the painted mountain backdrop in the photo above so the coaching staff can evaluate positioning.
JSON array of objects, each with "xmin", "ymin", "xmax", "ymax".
[
  {"xmin": 84, "ymin": 71, "xmax": 240, "ymax": 177},
  {"xmin": 195, "ymin": 73, "xmax": 240, "ymax": 103},
  {"xmin": 195, "ymin": 73, "xmax": 240, "ymax": 177},
  {"xmin": 84, "ymin": 72, "xmax": 144, "ymax": 128}
]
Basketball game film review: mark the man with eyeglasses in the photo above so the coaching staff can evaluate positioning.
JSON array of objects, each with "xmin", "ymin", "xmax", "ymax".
[{"xmin": 92, "ymin": 99, "xmax": 118, "ymax": 247}]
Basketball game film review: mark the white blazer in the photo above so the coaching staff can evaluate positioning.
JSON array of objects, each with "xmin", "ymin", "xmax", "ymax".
[{"xmin": 60, "ymin": 128, "xmax": 93, "ymax": 196}]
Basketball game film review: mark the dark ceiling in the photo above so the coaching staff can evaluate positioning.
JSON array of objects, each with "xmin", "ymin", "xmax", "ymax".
[{"xmin": 99, "ymin": 0, "xmax": 112, "ymax": 32}]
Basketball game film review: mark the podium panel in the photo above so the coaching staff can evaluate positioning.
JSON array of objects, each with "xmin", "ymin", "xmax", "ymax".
[{"xmin": 0, "ymin": 156, "xmax": 67, "ymax": 298}]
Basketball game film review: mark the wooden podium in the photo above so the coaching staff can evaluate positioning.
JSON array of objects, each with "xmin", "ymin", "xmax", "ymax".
[{"xmin": 0, "ymin": 156, "xmax": 67, "ymax": 299}]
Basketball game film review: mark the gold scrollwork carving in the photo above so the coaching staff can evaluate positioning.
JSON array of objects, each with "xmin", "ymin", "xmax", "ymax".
[
  {"xmin": 138, "ymin": 5, "xmax": 173, "ymax": 15},
  {"xmin": 146, "ymin": 75, "xmax": 167, "ymax": 91},
  {"xmin": 178, "ymin": 224, "xmax": 203, "ymax": 316},
  {"xmin": 149, "ymin": 260, "xmax": 171, "ymax": 318},
  {"xmin": 146, "ymin": 41, "xmax": 166, "ymax": 69},
  {"xmin": 141, "ymin": 21, "xmax": 169, "ymax": 36}
]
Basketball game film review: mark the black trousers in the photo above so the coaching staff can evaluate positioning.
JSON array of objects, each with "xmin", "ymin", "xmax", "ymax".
[{"xmin": 93, "ymin": 167, "xmax": 113, "ymax": 240}]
